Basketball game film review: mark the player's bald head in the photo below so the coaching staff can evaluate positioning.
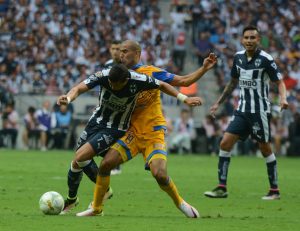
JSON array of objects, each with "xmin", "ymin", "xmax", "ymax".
[{"xmin": 122, "ymin": 40, "xmax": 141, "ymax": 53}]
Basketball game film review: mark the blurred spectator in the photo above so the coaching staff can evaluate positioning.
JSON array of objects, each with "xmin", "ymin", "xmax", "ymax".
[
  {"xmin": 52, "ymin": 104, "xmax": 72, "ymax": 149},
  {"xmin": 22, "ymin": 106, "xmax": 40, "ymax": 150},
  {"xmin": 169, "ymin": 108, "xmax": 195, "ymax": 154},
  {"xmin": 1, "ymin": 103, "xmax": 19, "ymax": 148},
  {"xmin": 36, "ymin": 100, "xmax": 56, "ymax": 151},
  {"xmin": 194, "ymin": 31, "xmax": 212, "ymax": 65},
  {"xmin": 171, "ymin": 24, "xmax": 187, "ymax": 72},
  {"xmin": 202, "ymin": 114, "xmax": 220, "ymax": 155}
]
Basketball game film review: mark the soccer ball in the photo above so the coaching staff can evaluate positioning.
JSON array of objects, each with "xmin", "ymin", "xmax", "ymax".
[{"xmin": 39, "ymin": 191, "xmax": 64, "ymax": 215}]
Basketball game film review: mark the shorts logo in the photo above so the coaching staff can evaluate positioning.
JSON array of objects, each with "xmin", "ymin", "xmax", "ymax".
[{"xmin": 252, "ymin": 122, "xmax": 261, "ymax": 136}]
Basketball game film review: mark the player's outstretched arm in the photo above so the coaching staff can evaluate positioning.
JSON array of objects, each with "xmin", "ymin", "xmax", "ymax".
[
  {"xmin": 170, "ymin": 53, "xmax": 217, "ymax": 87},
  {"xmin": 57, "ymin": 82, "xmax": 89, "ymax": 105},
  {"xmin": 210, "ymin": 78, "xmax": 238, "ymax": 118},
  {"xmin": 159, "ymin": 81, "xmax": 202, "ymax": 106}
]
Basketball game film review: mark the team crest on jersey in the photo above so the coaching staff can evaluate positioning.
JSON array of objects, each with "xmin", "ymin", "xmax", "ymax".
[
  {"xmin": 129, "ymin": 83, "xmax": 137, "ymax": 93},
  {"xmin": 254, "ymin": 59, "xmax": 261, "ymax": 67}
]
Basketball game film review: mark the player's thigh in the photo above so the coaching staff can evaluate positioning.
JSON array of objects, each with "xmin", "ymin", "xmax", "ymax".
[
  {"xmin": 110, "ymin": 129, "xmax": 139, "ymax": 162},
  {"xmin": 76, "ymin": 128, "xmax": 125, "ymax": 160},
  {"xmin": 226, "ymin": 111, "xmax": 251, "ymax": 141},
  {"xmin": 250, "ymin": 112, "xmax": 271, "ymax": 143},
  {"xmin": 74, "ymin": 142, "xmax": 96, "ymax": 162},
  {"xmin": 144, "ymin": 130, "xmax": 168, "ymax": 170}
]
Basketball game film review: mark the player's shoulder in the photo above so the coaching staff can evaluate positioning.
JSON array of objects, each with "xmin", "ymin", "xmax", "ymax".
[
  {"xmin": 104, "ymin": 59, "xmax": 114, "ymax": 68},
  {"xmin": 136, "ymin": 64, "xmax": 162, "ymax": 73},
  {"xmin": 129, "ymin": 71, "xmax": 148, "ymax": 81},
  {"xmin": 258, "ymin": 50, "xmax": 274, "ymax": 61},
  {"xmin": 234, "ymin": 50, "xmax": 246, "ymax": 56}
]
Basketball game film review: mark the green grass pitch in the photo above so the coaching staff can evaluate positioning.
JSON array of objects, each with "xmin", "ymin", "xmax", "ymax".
[{"xmin": 0, "ymin": 149, "xmax": 299, "ymax": 231}]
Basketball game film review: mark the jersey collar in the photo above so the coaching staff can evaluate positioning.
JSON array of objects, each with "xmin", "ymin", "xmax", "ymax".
[{"xmin": 131, "ymin": 62, "xmax": 143, "ymax": 70}]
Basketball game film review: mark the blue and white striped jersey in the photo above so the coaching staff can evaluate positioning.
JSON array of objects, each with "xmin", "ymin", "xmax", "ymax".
[
  {"xmin": 231, "ymin": 49, "xmax": 282, "ymax": 113},
  {"xmin": 83, "ymin": 69, "xmax": 160, "ymax": 131}
]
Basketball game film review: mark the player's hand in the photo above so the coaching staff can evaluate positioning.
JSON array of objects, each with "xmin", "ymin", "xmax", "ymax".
[
  {"xmin": 209, "ymin": 103, "xmax": 219, "ymax": 118},
  {"xmin": 57, "ymin": 95, "xmax": 69, "ymax": 105},
  {"xmin": 280, "ymin": 99, "xmax": 289, "ymax": 111},
  {"xmin": 202, "ymin": 53, "xmax": 218, "ymax": 71},
  {"xmin": 184, "ymin": 97, "xmax": 203, "ymax": 106}
]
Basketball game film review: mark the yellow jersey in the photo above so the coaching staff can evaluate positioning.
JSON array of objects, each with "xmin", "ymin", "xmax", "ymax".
[{"xmin": 130, "ymin": 63, "xmax": 175, "ymax": 133}]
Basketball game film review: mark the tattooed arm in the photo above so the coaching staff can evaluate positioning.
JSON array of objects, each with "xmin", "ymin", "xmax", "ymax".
[{"xmin": 210, "ymin": 78, "xmax": 238, "ymax": 118}]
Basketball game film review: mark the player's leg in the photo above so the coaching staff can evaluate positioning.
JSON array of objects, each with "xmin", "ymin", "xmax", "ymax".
[
  {"xmin": 61, "ymin": 142, "xmax": 96, "ymax": 214},
  {"xmin": 76, "ymin": 148, "xmax": 126, "ymax": 216},
  {"xmin": 259, "ymin": 142, "xmax": 280, "ymax": 199},
  {"xmin": 205, "ymin": 111, "xmax": 249, "ymax": 198},
  {"xmin": 76, "ymin": 130, "xmax": 139, "ymax": 216},
  {"xmin": 146, "ymin": 130, "xmax": 199, "ymax": 218},
  {"xmin": 252, "ymin": 112, "xmax": 280, "ymax": 200}
]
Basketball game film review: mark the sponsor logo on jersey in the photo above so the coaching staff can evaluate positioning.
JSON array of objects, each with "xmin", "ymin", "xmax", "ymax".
[{"xmin": 239, "ymin": 79, "xmax": 258, "ymax": 89}]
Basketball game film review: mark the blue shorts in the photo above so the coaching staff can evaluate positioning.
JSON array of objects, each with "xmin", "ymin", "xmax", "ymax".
[
  {"xmin": 76, "ymin": 118, "xmax": 125, "ymax": 157},
  {"xmin": 226, "ymin": 110, "xmax": 271, "ymax": 143}
]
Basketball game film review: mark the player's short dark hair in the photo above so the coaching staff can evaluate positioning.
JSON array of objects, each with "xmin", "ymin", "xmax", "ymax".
[
  {"xmin": 111, "ymin": 40, "xmax": 122, "ymax": 45},
  {"xmin": 109, "ymin": 64, "xmax": 130, "ymax": 83},
  {"xmin": 243, "ymin": 25, "xmax": 260, "ymax": 35}
]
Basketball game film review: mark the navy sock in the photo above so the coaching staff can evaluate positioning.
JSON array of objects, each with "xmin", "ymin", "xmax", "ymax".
[
  {"xmin": 218, "ymin": 156, "xmax": 231, "ymax": 186},
  {"xmin": 82, "ymin": 159, "xmax": 98, "ymax": 183},
  {"xmin": 267, "ymin": 160, "xmax": 278, "ymax": 189},
  {"xmin": 67, "ymin": 169, "xmax": 83, "ymax": 199}
]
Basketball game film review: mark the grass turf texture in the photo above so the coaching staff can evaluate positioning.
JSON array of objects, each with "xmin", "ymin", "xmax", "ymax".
[{"xmin": 0, "ymin": 149, "xmax": 299, "ymax": 231}]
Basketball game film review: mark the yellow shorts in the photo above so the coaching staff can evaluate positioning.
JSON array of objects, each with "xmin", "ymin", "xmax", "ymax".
[{"xmin": 111, "ymin": 129, "xmax": 167, "ymax": 170}]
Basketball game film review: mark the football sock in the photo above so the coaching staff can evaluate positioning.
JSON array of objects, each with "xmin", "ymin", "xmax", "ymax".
[
  {"xmin": 79, "ymin": 159, "xmax": 98, "ymax": 183},
  {"xmin": 93, "ymin": 175, "xmax": 110, "ymax": 212},
  {"xmin": 67, "ymin": 166, "xmax": 83, "ymax": 199},
  {"xmin": 159, "ymin": 177, "xmax": 183, "ymax": 207},
  {"xmin": 218, "ymin": 150, "xmax": 231, "ymax": 186},
  {"xmin": 265, "ymin": 153, "xmax": 278, "ymax": 189}
]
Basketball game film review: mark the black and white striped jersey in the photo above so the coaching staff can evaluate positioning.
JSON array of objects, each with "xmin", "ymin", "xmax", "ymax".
[
  {"xmin": 83, "ymin": 69, "xmax": 160, "ymax": 131},
  {"xmin": 231, "ymin": 49, "xmax": 282, "ymax": 113}
]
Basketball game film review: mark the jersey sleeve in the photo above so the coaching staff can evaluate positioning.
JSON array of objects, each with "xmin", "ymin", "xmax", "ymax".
[
  {"xmin": 149, "ymin": 66, "xmax": 175, "ymax": 83},
  {"xmin": 265, "ymin": 59, "xmax": 282, "ymax": 82},
  {"xmin": 231, "ymin": 56, "xmax": 239, "ymax": 79},
  {"xmin": 83, "ymin": 69, "xmax": 110, "ymax": 89},
  {"xmin": 130, "ymin": 71, "xmax": 160, "ymax": 91}
]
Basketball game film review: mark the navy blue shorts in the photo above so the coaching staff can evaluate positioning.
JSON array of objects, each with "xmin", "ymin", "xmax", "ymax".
[
  {"xmin": 76, "ymin": 120, "xmax": 125, "ymax": 157},
  {"xmin": 226, "ymin": 110, "xmax": 271, "ymax": 143}
]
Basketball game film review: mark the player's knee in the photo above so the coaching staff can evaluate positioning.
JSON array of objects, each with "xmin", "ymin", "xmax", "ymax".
[
  {"xmin": 220, "ymin": 139, "xmax": 232, "ymax": 151},
  {"xmin": 71, "ymin": 161, "xmax": 80, "ymax": 170},
  {"xmin": 152, "ymin": 168, "xmax": 168, "ymax": 185},
  {"xmin": 99, "ymin": 159, "xmax": 114, "ymax": 174}
]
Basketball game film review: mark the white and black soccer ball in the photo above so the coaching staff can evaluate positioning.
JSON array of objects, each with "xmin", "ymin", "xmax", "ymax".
[{"xmin": 39, "ymin": 191, "xmax": 64, "ymax": 215}]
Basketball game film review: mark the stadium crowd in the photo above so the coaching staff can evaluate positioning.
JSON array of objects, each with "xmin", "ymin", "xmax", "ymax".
[{"xmin": 0, "ymin": 0, "xmax": 299, "ymax": 155}]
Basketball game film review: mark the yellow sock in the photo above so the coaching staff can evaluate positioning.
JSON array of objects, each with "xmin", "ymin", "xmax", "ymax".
[
  {"xmin": 159, "ymin": 178, "xmax": 183, "ymax": 207},
  {"xmin": 93, "ymin": 175, "xmax": 110, "ymax": 212}
]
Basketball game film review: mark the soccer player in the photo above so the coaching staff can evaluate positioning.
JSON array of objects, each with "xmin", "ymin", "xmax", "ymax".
[
  {"xmin": 204, "ymin": 25, "xmax": 288, "ymax": 200},
  {"xmin": 104, "ymin": 40, "xmax": 122, "ymax": 68},
  {"xmin": 104, "ymin": 40, "xmax": 123, "ymax": 175},
  {"xmin": 58, "ymin": 63, "xmax": 202, "ymax": 214},
  {"xmin": 76, "ymin": 40, "xmax": 217, "ymax": 218}
]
